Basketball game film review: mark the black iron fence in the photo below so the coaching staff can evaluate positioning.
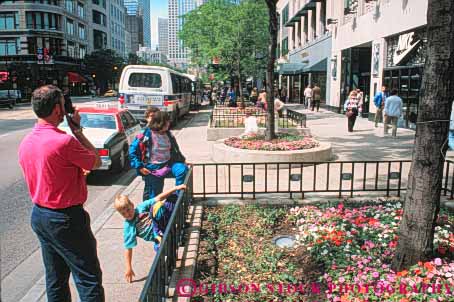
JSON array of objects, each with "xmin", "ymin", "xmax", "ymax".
[
  {"xmin": 192, "ymin": 160, "xmax": 454, "ymax": 200},
  {"xmin": 210, "ymin": 107, "xmax": 306, "ymax": 128},
  {"xmin": 139, "ymin": 169, "xmax": 193, "ymax": 302}
]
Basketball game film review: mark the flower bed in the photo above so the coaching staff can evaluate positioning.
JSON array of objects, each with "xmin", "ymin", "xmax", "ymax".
[
  {"xmin": 292, "ymin": 201, "xmax": 454, "ymax": 301},
  {"xmin": 194, "ymin": 202, "xmax": 454, "ymax": 302},
  {"xmin": 224, "ymin": 134, "xmax": 320, "ymax": 151}
]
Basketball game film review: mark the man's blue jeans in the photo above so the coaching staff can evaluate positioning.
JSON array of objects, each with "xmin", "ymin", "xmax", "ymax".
[
  {"xmin": 143, "ymin": 161, "xmax": 188, "ymax": 199},
  {"xmin": 31, "ymin": 205, "xmax": 105, "ymax": 302}
]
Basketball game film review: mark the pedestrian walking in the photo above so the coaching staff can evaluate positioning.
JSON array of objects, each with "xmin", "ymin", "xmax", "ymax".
[
  {"xmin": 228, "ymin": 87, "xmax": 237, "ymax": 107},
  {"xmin": 449, "ymin": 102, "xmax": 454, "ymax": 150},
  {"xmin": 356, "ymin": 89, "xmax": 364, "ymax": 117},
  {"xmin": 18, "ymin": 85, "xmax": 105, "ymax": 302},
  {"xmin": 257, "ymin": 88, "xmax": 267, "ymax": 110},
  {"xmin": 311, "ymin": 84, "xmax": 321, "ymax": 112},
  {"xmin": 344, "ymin": 91, "xmax": 359, "ymax": 132},
  {"xmin": 304, "ymin": 85, "xmax": 313, "ymax": 108},
  {"xmin": 383, "ymin": 89, "xmax": 403, "ymax": 138},
  {"xmin": 129, "ymin": 111, "xmax": 189, "ymax": 199},
  {"xmin": 250, "ymin": 87, "xmax": 258, "ymax": 105},
  {"xmin": 211, "ymin": 89, "xmax": 217, "ymax": 105},
  {"xmin": 374, "ymin": 85, "xmax": 388, "ymax": 127}
]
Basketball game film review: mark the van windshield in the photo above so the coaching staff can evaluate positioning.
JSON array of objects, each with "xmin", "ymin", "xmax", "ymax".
[{"xmin": 128, "ymin": 73, "xmax": 162, "ymax": 88}]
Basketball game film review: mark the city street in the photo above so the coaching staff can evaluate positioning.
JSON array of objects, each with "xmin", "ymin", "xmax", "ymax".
[
  {"xmin": 0, "ymin": 96, "xmax": 196, "ymax": 302},
  {"xmin": 0, "ymin": 97, "xmax": 134, "ymax": 300}
]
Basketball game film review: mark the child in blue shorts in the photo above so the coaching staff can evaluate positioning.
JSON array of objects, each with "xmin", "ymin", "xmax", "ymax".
[{"xmin": 114, "ymin": 184, "xmax": 186, "ymax": 283}]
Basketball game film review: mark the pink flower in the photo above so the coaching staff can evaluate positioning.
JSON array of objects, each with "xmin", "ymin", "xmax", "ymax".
[
  {"xmin": 434, "ymin": 258, "xmax": 442, "ymax": 266},
  {"xmin": 372, "ymin": 271, "xmax": 380, "ymax": 278},
  {"xmin": 338, "ymin": 277, "xmax": 345, "ymax": 283}
]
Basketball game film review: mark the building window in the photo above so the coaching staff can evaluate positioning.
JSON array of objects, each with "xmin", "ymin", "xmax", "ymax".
[
  {"xmin": 65, "ymin": 0, "xmax": 74, "ymax": 13},
  {"xmin": 0, "ymin": 12, "xmax": 19, "ymax": 30},
  {"xmin": 78, "ymin": 24, "xmax": 85, "ymax": 40},
  {"xmin": 92, "ymin": 10, "xmax": 106, "ymax": 26},
  {"xmin": 92, "ymin": 0, "xmax": 106, "ymax": 9},
  {"xmin": 67, "ymin": 41, "xmax": 75, "ymax": 57},
  {"xmin": 26, "ymin": 12, "xmax": 59, "ymax": 30},
  {"xmin": 282, "ymin": 37, "xmax": 288, "ymax": 56},
  {"xmin": 282, "ymin": 5, "xmax": 289, "ymax": 25},
  {"xmin": 66, "ymin": 18, "xmax": 74, "ymax": 36},
  {"xmin": 79, "ymin": 45, "xmax": 86, "ymax": 59},
  {"xmin": 0, "ymin": 38, "xmax": 19, "ymax": 55},
  {"xmin": 93, "ymin": 29, "xmax": 107, "ymax": 49},
  {"xmin": 77, "ymin": 2, "xmax": 84, "ymax": 18}
]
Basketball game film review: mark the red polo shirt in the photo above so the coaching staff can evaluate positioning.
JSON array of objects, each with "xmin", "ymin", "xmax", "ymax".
[{"xmin": 18, "ymin": 122, "xmax": 96, "ymax": 209}]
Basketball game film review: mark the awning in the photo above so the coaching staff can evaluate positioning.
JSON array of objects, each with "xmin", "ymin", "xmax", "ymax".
[
  {"xmin": 304, "ymin": 58, "xmax": 327, "ymax": 73},
  {"xmin": 67, "ymin": 72, "xmax": 87, "ymax": 83},
  {"xmin": 279, "ymin": 63, "xmax": 307, "ymax": 75}
]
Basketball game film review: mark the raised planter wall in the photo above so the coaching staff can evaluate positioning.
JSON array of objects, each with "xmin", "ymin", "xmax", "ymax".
[{"xmin": 212, "ymin": 141, "xmax": 332, "ymax": 163}]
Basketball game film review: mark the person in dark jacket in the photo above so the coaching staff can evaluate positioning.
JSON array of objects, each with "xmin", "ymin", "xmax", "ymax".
[{"xmin": 129, "ymin": 111, "xmax": 188, "ymax": 199}]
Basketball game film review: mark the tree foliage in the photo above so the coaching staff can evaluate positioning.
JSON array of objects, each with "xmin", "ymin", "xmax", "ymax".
[
  {"xmin": 84, "ymin": 49, "xmax": 124, "ymax": 91},
  {"xmin": 179, "ymin": 0, "xmax": 269, "ymax": 92}
]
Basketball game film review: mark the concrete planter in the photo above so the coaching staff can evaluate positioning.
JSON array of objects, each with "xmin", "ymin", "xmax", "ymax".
[{"xmin": 212, "ymin": 140, "xmax": 332, "ymax": 163}]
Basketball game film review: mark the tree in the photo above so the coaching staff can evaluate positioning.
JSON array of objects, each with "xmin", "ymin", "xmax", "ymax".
[
  {"xmin": 392, "ymin": 0, "xmax": 454, "ymax": 271},
  {"xmin": 264, "ymin": 0, "xmax": 278, "ymax": 140},
  {"xmin": 84, "ymin": 49, "xmax": 124, "ymax": 93},
  {"xmin": 179, "ymin": 0, "xmax": 269, "ymax": 100}
]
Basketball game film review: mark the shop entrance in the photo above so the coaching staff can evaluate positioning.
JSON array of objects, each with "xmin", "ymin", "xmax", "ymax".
[
  {"xmin": 383, "ymin": 66, "xmax": 423, "ymax": 129},
  {"xmin": 340, "ymin": 45, "xmax": 372, "ymax": 113}
]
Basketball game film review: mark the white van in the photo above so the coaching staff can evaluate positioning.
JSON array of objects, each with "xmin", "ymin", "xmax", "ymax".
[{"xmin": 118, "ymin": 65, "xmax": 192, "ymax": 124}]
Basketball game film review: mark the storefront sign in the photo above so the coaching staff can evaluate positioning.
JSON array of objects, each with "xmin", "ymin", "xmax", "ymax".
[
  {"xmin": 372, "ymin": 43, "xmax": 380, "ymax": 77},
  {"xmin": 37, "ymin": 48, "xmax": 54, "ymax": 65},
  {"xmin": 393, "ymin": 32, "xmax": 421, "ymax": 65}
]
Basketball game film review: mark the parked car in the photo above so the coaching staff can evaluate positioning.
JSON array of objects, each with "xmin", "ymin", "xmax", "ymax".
[
  {"xmin": 0, "ymin": 90, "xmax": 15, "ymax": 109},
  {"xmin": 104, "ymin": 89, "xmax": 118, "ymax": 97},
  {"xmin": 59, "ymin": 104, "xmax": 141, "ymax": 173}
]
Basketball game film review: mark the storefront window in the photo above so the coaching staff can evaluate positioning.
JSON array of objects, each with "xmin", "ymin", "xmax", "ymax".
[
  {"xmin": 0, "ymin": 38, "xmax": 19, "ymax": 55},
  {"xmin": 0, "ymin": 12, "xmax": 19, "ymax": 30}
]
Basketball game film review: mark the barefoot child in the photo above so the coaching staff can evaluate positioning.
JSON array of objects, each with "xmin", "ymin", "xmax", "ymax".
[{"xmin": 114, "ymin": 184, "xmax": 186, "ymax": 283}]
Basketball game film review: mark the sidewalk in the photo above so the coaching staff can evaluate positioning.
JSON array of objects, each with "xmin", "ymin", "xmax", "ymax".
[{"xmin": 30, "ymin": 105, "xmax": 452, "ymax": 301}]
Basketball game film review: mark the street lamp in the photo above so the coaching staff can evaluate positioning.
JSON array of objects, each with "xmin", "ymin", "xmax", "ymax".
[{"xmin": 113, "ymin": 66, "xmax": 118, "ymax": 90}]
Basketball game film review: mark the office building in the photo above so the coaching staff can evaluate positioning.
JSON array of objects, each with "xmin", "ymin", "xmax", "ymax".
[
  {"xmin": 108, "ymin": 0, "xmax": 128, "ymax": 58},
  {"xmin": 137, "ymin": 47, "xmax": 168, "ymax": 64},
  {"xmin": 126, "ymin": 13, "xmax": 143, "ymax": 54},
  {"xmin": 158, "ymin": 17, "xmax": 168, "ymax": 57}
]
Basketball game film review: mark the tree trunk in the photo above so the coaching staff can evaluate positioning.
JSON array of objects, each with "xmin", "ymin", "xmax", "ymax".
[
  {"xmin": 265, "ymin": 0, "xmax": 278, "ymax": 140},
  {"xmin": 392, "ymin": 0, "xmax": 454, "ymax": 271},
  {"xmin": 237, "ymin": 60, "xmax": 244, "ymax": 108}
]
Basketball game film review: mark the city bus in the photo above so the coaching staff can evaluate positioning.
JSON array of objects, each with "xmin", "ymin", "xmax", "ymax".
[{"xmin": 118, "ymin": 65, "xmax": 192, "ymax": 125}]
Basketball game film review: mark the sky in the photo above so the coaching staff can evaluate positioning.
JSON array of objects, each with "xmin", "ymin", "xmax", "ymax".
[{"xmin": 150, "ymin": 0, "xmax": 168, "ymax": 48}]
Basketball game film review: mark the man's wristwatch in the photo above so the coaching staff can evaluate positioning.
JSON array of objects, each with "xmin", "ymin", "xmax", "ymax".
[{"xmin": 73, "ymin": 128, "xmax": 83, "ymax": 135}]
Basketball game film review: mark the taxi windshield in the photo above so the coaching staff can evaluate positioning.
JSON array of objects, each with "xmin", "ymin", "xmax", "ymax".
[{"xmin": 62, "ymin": 113, "xmax": 116, "ymax": 130}]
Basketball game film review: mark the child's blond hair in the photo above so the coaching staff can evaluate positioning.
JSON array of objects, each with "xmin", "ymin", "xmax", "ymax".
[{"xmin": 114, "ymin": 195, "xmax": 133, "ymax": 211}]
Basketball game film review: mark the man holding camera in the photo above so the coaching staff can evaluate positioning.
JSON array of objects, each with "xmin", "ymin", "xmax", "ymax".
[{"xmin": 18, "ymin": 85, "xmax": 104, "ymax": 301}]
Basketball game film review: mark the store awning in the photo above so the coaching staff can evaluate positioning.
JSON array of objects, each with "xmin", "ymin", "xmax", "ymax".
[
  {"xmin": 304, "ymin": 58, "xmax": 327, "ymax": 73},
  {"xmin": 279, "ymin": 63, "xmax": 307, "ymax": 75},
  {"xmin": 67, "ymin": 72, "xmax": 87, "ymax": 83}
]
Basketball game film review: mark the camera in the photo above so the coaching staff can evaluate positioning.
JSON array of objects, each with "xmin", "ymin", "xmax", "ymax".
[{"xmin": 64, "ymin": 94, "xmax": 74, "ymax": 114}]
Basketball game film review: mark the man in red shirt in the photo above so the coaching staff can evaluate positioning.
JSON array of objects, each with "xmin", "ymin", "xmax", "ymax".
[{"xmin": 18, "ymin": 85, "xmax": 104, "ymax": 302}]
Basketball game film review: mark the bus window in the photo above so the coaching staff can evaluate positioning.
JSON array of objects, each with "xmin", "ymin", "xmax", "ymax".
[{"xmin": 128, "ymin": 73, "xmax": 162, "ymax": 88}]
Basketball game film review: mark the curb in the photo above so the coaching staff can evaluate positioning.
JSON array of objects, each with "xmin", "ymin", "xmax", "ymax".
[{"xmin": 15, "ymin": 172, "xmax": 140, "ymax": 302}]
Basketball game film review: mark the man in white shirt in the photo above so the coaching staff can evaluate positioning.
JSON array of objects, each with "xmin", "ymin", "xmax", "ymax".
[
  {"xmin": 303, "ymin": 85, "xmax": 313, "ymax": 109},
  {"xmin": 383, "ymin": 89, "xmax": 403, "ymax": 137}
]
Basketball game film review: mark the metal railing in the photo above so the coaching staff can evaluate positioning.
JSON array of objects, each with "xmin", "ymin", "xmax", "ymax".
[
  {"xmin": 192, "ymin": 160, "xmax": 454, "ymax": 200},
  {"xmin": 139, "ymin": 169, "xmax": 193, "ymax": 302},
  {"xmin": 210, "ymin": 107, "xmax": 306, "ymax": 128}
]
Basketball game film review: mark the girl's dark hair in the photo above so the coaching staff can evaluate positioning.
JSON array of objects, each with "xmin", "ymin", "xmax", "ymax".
[
  {"xmin": 149, "ymin": 111, "xmax": 170, "ymax": 131},
  {"xmin": 144, "ymin": 106, "xmax": 160, "ymax": 119},
  {"xmin": 31, "ymin": 85, "xmax": 63, "ymax": 118}
]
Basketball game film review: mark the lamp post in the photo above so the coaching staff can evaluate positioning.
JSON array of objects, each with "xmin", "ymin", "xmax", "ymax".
[{"xmin": 113, "ymin": 65, "xmax": 118, "ymax": 90}]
